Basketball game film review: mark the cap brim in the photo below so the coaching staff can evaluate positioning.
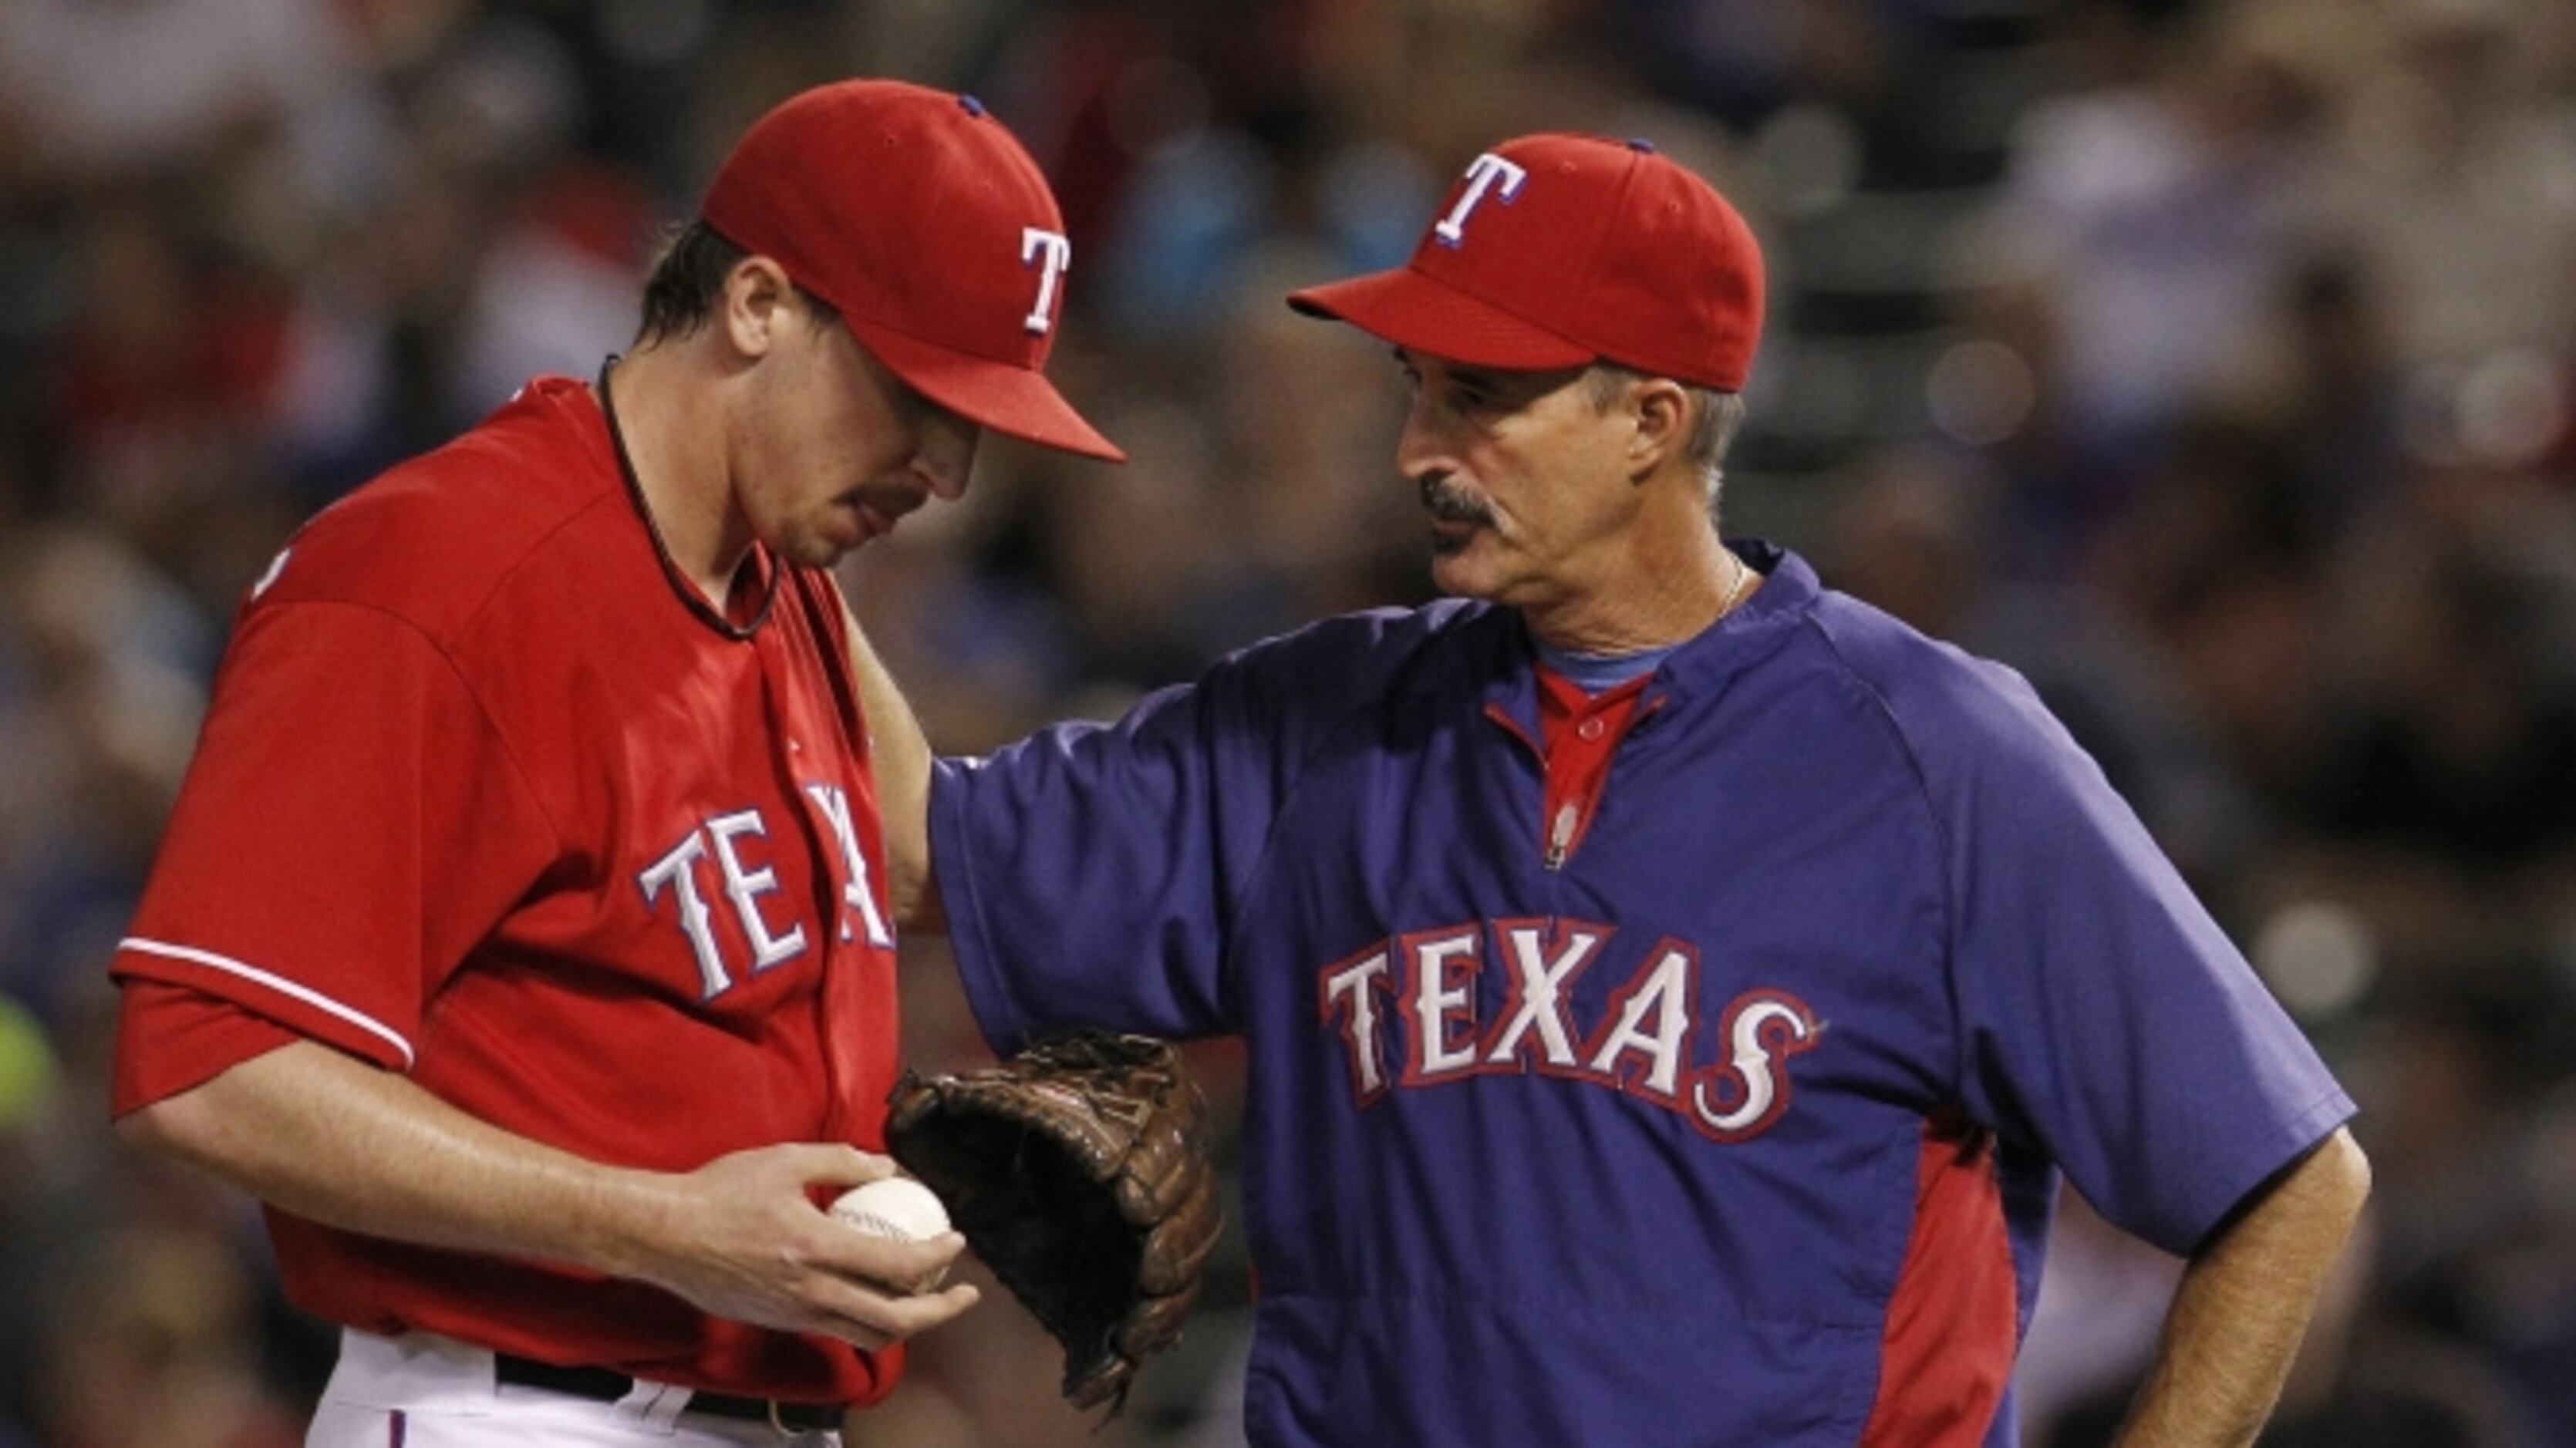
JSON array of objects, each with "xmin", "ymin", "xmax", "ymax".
[
  {"xmin": 1287, "ymin": 267, "xmax": 1597, "ymax": 372},
  {"xmin": 851, "ymin": 321, "xmax": 1125, "ymax": 463}
]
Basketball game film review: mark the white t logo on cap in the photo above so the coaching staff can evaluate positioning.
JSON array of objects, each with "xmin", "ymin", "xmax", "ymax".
[
  {"xmin": 1022, "ymin": 227, "xmax": 1072, "ymax": 335},
  {"xmin": 1432, "ymin": 153, "xmax": 1529, "ymax": 249}
]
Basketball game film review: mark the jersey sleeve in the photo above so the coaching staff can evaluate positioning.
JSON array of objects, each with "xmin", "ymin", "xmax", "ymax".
[
  {"xmin": 929, "ymin": 610, "xmax": 1433, "ymax": 1049},
  {"xmin": 929, "ymin": 682, "xmax": 1262, "ymax": 1049},
  {"xmin": 1920, "ymin": 661, "xmax": 2354, "ymax": 1256},
  {"xmin": 112, "ymin": 978, "xmax": 300, "ymax": 1115},
  {"xmin": 111, "ymin": 599, "xmax": 558, "ymax": 1087}
]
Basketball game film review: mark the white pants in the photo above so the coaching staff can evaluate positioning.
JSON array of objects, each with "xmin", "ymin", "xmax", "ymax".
[{"xmin": 308, "ymin": 1329, "xmax": 841, "ymax": 1447}]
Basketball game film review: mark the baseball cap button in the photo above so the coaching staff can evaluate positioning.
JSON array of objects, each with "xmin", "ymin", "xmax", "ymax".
[
  {"xmin": 958, "ymin": 93, "xmax": 986, "ymax": 117},
  {"xmin": 1626, "ymin": 137, "xmax": 1657, "ymax": 153}
]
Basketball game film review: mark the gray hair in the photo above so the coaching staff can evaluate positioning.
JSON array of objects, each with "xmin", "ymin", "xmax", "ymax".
[{"xmin": 1586, "ymin": 365, "xmax": 1747, "ymax": 507}]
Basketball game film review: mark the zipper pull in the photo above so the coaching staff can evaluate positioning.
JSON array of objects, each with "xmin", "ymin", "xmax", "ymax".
[{"xmin": 1545, "ymin": 802, "xmax": 1579, "ymax": 871}]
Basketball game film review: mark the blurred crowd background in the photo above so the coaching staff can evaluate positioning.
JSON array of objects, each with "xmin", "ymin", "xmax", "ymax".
[{"xmin": 5, "ymin": 0, "xmax": 2576, "ymax": 1443}]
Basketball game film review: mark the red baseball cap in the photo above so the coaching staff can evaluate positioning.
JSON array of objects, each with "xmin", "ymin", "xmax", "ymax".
[
  {"xmin": 1288, "ymin": 133, "xmax": 1765, "ymax": 392},
  {"xmin": 703, "ymin": 79, "xmax": 1124, "ymax": 462}
]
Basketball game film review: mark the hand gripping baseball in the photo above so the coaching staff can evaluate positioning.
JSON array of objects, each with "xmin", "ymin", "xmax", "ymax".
[
  {"xmin": 626, "ymin": 1143, "xmax": 978, "ymax": 1350},
  {"xmin": 885, "ymin": 1032, "xmax": 1223, "ymax": 1411}
]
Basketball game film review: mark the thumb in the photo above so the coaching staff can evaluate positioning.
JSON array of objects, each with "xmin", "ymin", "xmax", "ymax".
[{"xmin": 790, "ymin": 1143, "xmax": 899, "ymax": 1196}]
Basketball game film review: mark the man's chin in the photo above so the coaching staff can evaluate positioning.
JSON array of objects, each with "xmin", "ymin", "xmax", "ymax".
[
  {"xmin": 1426, "ymin": 554, "xmax": 1493, "ymax": 601},
  {"xmin": 780, "ymin": 527, "xmax": 857, "ymax": 570}
]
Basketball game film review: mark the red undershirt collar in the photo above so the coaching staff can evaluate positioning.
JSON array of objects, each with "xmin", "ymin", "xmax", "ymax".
[{"xmin": 1532, "ymin": 664, "xmax": 1657, "ymax": 870}]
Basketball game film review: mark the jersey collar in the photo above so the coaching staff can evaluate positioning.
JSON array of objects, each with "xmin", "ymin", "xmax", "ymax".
[
  {"xmin": 596, "ymin": 355, "xmax": 783, "ymax": 641},
  {"xmin": 1476, "ymin": 540, "xmax": 1812, "ymax": 736}
]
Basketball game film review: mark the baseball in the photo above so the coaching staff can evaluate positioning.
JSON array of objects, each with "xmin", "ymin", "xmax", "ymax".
[{"xmin": 829, "ymin": 1177, "xmax": 953, "ymax": 1291}]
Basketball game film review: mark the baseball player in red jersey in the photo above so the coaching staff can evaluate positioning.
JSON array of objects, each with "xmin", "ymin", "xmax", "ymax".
[{"xmin": 106, "ymin": 79, "xmax": 1121, "ymax": 1446}]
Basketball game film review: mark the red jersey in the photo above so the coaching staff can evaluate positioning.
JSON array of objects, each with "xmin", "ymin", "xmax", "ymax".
[{"xmin": 110, "ymin": 375, "xmax": 905, "ymax": 1406}]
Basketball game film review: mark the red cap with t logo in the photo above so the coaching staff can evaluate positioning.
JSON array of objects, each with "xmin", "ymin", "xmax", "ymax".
[
  {"xmin": 1287, "ymin": 133, "xmax": 1765, "ymax": 392},
  {"xmin": 703, "ymin": 79, "xmax": 1123, "ymax": 461}
]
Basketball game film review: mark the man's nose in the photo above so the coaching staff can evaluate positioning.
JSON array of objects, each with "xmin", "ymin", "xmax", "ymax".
[
  {"xmin": 1394, "ymin": 397, "xmax": 1451, "ymax": 484},
  {"xmin": 915, "ymin": 417, "xmax": 980, "ymax": 500}
]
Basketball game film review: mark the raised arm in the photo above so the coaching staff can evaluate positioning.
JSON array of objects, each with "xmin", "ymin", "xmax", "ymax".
[
  {"xmin": 116, "ymin": 1036, "xmax": 978, "ymax": 1348},
  {"xmin": 2111, "ymin": 1126, "xmax": 2372, "ymax": 1446}
]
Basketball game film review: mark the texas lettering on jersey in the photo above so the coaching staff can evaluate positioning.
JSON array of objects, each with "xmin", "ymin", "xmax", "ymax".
[
  {"xmin": 1317, "ymin": 916, "xmax": 1822, "ymax": 1141},
  {"xmin": 637, "ymin": 780, "xmax": 894, "ymax": 1000}
]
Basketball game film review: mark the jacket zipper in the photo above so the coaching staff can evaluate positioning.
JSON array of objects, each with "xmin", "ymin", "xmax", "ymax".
[
  {"xmin": 1544, "ymin": 695, "xmax": 1667, "ymax": 870},
  {"xmin": 1544, "ymin": 803, "xmax": 1579, "ymax": 870}
]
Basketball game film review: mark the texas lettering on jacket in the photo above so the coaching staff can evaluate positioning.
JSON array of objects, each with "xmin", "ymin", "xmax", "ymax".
[{"xmin": 1317, "ymin": 917, "xmax": 1822, "ymax": 1141}]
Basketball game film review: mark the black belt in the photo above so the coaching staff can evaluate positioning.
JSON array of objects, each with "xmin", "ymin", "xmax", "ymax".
[{"xmin": 493, "ymin": 1354, "xmax": 842, "ymax": 1433}]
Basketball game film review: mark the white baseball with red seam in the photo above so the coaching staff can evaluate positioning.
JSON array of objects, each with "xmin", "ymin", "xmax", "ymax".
[{"xmin": 830, "ymin": 1177, "xmax": 953, "ymax": 1289}]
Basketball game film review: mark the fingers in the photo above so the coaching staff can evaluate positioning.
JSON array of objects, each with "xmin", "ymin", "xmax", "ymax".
[
  {"xmin": 659, "ymin": 1142, "xmax": 978, "ymax": 1349},
  {"xmin": 824, "ymin": 1217, "xmax": 966, "ymax": 1289},
  {"xmin": 815, "ymin": 1278, "xmax": 982, "ymax": 1352},
  {"xmin": 779, "ymin": 1142, "xmax": 901, "ymax": 1192},
  {"xmin": 805, "ymin": 1206, "xmax": 974, "ymax": 1344}
]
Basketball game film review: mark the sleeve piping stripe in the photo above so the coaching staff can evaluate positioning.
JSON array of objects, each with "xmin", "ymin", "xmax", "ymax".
[{"xmin": 117, "ymin": 937, "xmax": 417, "ymax": 1069}]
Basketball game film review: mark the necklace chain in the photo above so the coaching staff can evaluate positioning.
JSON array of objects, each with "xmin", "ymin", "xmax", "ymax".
[{"xmin": 1715, "ymin": 551, "xmax": 1752, "ymax": 621}]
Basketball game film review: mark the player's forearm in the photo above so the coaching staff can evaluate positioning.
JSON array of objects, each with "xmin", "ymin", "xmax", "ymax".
[
  {"xmin": 117, "ymin": 1039, "xmax": 677, "ymax": 1277},
  {"xmin": 120, "ymin": 1039, "xmax": 981, "ymax": 1344},
  {"xmin": 2111, "ymin": 1127, "xmax": 2371, "ymax": 1447}
]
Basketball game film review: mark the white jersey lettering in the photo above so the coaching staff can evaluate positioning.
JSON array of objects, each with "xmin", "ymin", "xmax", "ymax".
[
  {"xmin": 706, "ymin": 809, "xmax": 807, "ymax": 972},
  {"xmin": 1401, "ymin": 928, "xmax": 1483, "ymax": 1083},
  {"xmin": 1319, "ymin": 948, "xmax": 1395, "ymax": 1106},
  {"xmin": 1483, "ymin": 922, "xmax": 1603, "ymax": 1070},
  {"xmin": 804, "ymin": 782, "xmax": 896, "ymax": 948},
  {"xmin": 1690, "ymin": 992, "xmax": 1822, "ymax": 1141},
  {"xmin": 1584, "ymin": 942, "xmax": 1698, "ymax": 1101},
  {"xmin": 1313, "ymin": 918, "xmax": 1818, "ymax": 1143},
  {"xmin": 638, "ymin": 831, "xmax": 730, "ymax": 997}
]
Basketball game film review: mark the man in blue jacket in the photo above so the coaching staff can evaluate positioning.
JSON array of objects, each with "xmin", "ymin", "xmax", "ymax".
[{"xmin": 888, "ymin": 130, "xmax": 2369, "ymax": 1447}]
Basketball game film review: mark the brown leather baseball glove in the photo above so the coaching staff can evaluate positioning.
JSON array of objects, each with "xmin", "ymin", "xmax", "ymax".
[{"xmin": 883, "ymin": 1031, "xmax": 1222, "ymax": 1411}]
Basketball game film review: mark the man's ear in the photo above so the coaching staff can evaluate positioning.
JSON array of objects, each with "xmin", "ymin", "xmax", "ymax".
[
  {"xmin": 1627, "ymin": 376, "xmax": 1691, "ymax": 480},
  {"xmin": 720, "ymin": 256, "xmax": 799, "ymax": 360}
]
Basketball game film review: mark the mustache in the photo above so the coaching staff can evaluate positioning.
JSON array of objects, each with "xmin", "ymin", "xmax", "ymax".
[{"xmin": 1418, "ymin": 476, "xmax": 1494, "ymax": 527}]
